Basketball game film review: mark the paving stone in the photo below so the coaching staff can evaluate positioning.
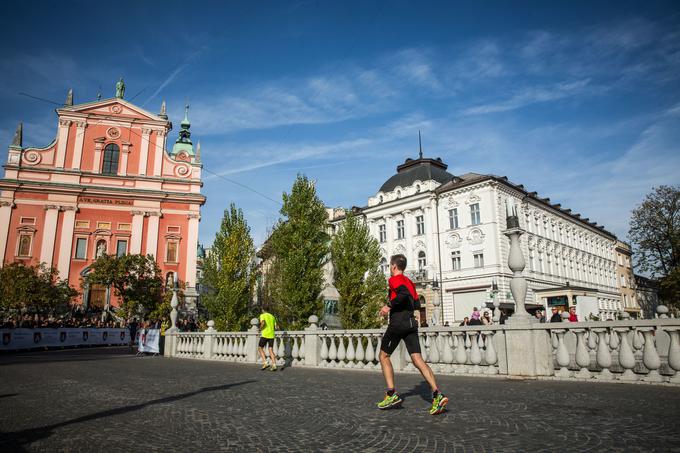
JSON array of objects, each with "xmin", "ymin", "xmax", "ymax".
[{"xmin": 1, "ymin": 347, "xmax": 679, "ymax": 452}]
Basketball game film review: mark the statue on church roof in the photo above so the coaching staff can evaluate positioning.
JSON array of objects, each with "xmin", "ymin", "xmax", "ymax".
[{"xmin": 115, "ymin": 78, "xmax": 125, "ymax": 99}]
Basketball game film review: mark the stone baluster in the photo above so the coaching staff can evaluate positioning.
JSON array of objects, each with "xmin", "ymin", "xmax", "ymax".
[
  {"xmin": 666, "ymin": 328, "xmax": 680, "ymax": 384},
  {"xmin": 355, "ymin": 336, "xmax": 365, "ymax": 368},
  {"xmin": 328, "ymin": 335, "xmax": 338, "ymax": 365},
  {"xmin": 588, "ymin": 330, "xmax": 598, "ymax": 350},
  {"xmin": 593, "ymin": 328, "xmax": 613, "ymax": 380},
  {"xmin": 337, "ymin": 335, "xmax": 347, "ymax": 366},
  {"xmin": 615, "ymin": 327, "xmax": 638, "ymax": 381},
  {"xmin": 639, "ymin": 327, "xmax": 663, "ymax": 382},
  {"xmin": 299, "ymin": 335, "xmax": 305, "ymax": 364},
  {"xmin": 609, "ymin": 329, "xmax": 620, "ymax": 351},
  {"xmin": 470, "ymin": 331, "xmax": 482, "ymax": 373},
  {"xmin": 292, "ymin": 336, "xmax": 300, "ymax": 364},
  {"xmin": 428, "ymin": 332, "xmax": 440, "ymax": 366},
  {"xmin": 442, "ymin": 333, "xmax": 455, "ymax": 370},
  {"xmin": 346, "ymin": 335, "xmax": 356, "ymax": 367},
  {"xmin": 420, "ymin": 334, "xmax": 429, "ymax": 363},
  {"xmin": 374, "ymin": 336, "xmax": 382, "ymax": 370},
  {"xmin": 320, "ymin": 334, "xmax": 329, "ymax": 366},
  {"xmin": 553, "ymin": 329, "xmax": 571, "ymax": 378},
  {"xmin": 218, "ymin": 337, "xmax": 225, "ymax": 358},
  {"xmin": 483, "ymin": 331, "xmax": 498, "ymax": 374},
  {"xmin": 277, "ymin": 337, "xmax": 286, "ymax": 366},
  {"xmin": 572, "ymin": 329, "xmax": 592, "ymax": 379},
  {"xmin": 453, "ymin": 333, "xmax": 467, "ymax": 369},
  {"xmin": 365, "ymin": 336, "xmax": 375, "ymax": 368}
]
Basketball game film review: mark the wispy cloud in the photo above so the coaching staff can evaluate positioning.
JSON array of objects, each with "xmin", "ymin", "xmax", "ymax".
[
  {"xmin": 143, "ymin": 47, "xmax": 205, "ymax": 106},
  {"xmin": 461, "ymin": 79, "xmax": 591, "ymax": 115}
]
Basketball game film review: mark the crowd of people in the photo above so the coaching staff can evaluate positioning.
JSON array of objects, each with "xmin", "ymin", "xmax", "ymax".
[{"xmin": 1, "ymin": 314, "xmax": 124, "ymax": 329}]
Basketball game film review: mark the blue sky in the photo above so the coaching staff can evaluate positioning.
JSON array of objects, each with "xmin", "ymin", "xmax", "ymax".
[{"xmin": 1, "ymin": 1, "xmax": 679, "ymax": 247}]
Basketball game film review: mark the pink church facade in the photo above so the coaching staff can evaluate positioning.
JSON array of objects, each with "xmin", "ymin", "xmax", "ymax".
[{"xmin": 0, "ymin": 84, "xmax": 205, "ymax": 310}]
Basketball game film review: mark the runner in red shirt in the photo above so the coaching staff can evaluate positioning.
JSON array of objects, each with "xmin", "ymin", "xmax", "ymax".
[{"xmin": 376, "ymin": 254, "xmax": 448, "ymax": 415}]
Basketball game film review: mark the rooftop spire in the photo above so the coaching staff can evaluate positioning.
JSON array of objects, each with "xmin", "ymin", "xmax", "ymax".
[
  {"xmin": 181, "ymin": 102, "xmax": 190, "ymax": 127},
  {"xmin": 418, "ymin": 130, "xmax": 423, "ymax": 159},
  {"xmin": 11, "ymin": 123, "xmax": 22, "ymax": 147},
  {"xmin": 159, "ymin": 100, "xmax": 167, "ymax": 119},
  {"xmin": 65, "ymin": 88, "xmax": 73, "ymax": 106}
]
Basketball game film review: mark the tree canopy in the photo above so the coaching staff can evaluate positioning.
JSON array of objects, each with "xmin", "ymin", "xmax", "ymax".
[
  {"xmin": 0, "ymin": 262, "xmax": 78, "ymax": 315},
  {"xmin": 330, "ymin": 211, "xmax": 386, "ymax": 328},
  {"xmin": 202, "ymin": 203, "xmax": 257, "ymax": 331}
]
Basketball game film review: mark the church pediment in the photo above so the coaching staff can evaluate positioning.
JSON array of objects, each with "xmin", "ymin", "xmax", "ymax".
[{"xmin": 59, "ymin": 98, "xmax": 164, "ymax": 122}]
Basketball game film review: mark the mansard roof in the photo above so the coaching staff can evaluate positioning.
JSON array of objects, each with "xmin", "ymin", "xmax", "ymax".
[
  {"xmin": 378, "ymin": 156, "xmax": 454, "ymax": 193},
  {"xmin": 436, "ymin": 173, "xmax": 617, "ymax": 240}
]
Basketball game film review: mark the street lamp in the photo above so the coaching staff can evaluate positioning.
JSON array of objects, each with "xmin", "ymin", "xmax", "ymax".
[
  {"xmin": 431, "ymin": 274, "xmax": 442, "ymax": 326},
  {"xmin": 490, "ymin": 279, "xmax": 501, "ymax": 322}
]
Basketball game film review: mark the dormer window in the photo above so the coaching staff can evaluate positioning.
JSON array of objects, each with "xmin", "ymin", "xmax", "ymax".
[
  {"xmin": 379, "ymin": 195, "xmax": 383, "ymax": 203},
  {"xmin": 396, "ymin": 189, "xmax": 401, "ymax": 198},
  {"xmin": 102, "ymin": 144, "xmax": 120, "ymax": 175},
  {"xmin": 416, "ymin": 184, "xmax": 421, "ymax": 193}
]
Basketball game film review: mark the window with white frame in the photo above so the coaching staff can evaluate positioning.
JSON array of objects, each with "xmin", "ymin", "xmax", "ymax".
[
  {"xmin": 416, "ymin": 215, "xmax": 424, "ymax": 235},
  {"xmin": 473, "ymin": 253, "xmax": 484, "ymax": 268},
  {"xmin": 379, "ymin": 224, "xmax": 386, "ymax": 243},
  {"xmin": 451, "ymin": 251, "xmax": 461, "ymax": 270},
  {"xmin": 380, "ymin": 257, "xmax": 388, "ymax": 274},
  {"xmin": 470, "ymin": 203, "xmax": 481, "ymax": 225},
  {"xmin": 448, "ymin": 208, "xmax": 458, "ymax": 229},
  {"xmin": 396, "ymin": 220, "xmax": 404, "ymax": 239},
  {"xmin": 418, "ymin": 251, "xmax": 426, "ymax": 271},
  {"xmin": 74, "ymin": 237, "xmax": 87, "ymax": 259},
  {"xmin": 17, "ymin": 234, "xmax": 32, "ymax": 257},
  {"xmin": 166, "ymin": 241, "xmax": 179, "ymax": 263},
  {"xmin": 116, "ymin": 239, "xmax": 128, "ymax": 257}
]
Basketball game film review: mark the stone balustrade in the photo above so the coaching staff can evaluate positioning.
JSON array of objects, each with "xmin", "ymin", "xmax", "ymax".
[{"xmin": 164, "ymin": 314, "xmax": 680, "ymax": 385}]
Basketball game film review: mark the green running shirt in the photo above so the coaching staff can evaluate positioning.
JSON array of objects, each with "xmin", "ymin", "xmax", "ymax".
[{"xmin": 260, "ymin": 312, "xmax": 276, "ymax": 339}]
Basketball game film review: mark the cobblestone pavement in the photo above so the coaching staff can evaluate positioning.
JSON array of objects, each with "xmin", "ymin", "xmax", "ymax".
[{"xmin": 1, "ymin": 347, "xmax": 680, "ymax": 452}]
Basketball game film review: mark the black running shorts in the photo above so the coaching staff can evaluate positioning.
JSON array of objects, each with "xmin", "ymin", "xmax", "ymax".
[
  {"xmin": 258, "ymin": 337, "xmax": 274, "ymax": 348},
  {"xmin": 380, "ymin": 325, "xmax": 421, "ymax": 356}
]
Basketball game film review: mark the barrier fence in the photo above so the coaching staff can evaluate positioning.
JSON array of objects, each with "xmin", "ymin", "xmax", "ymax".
[{"xmin": 1, "ymin": 328, "xmax": 131, "ymax": 350}]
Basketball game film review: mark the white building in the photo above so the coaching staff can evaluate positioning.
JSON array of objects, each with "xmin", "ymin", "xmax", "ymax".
[{"xmin": 334, "ymin": 151, "xmax": 622, "ymax": 323}]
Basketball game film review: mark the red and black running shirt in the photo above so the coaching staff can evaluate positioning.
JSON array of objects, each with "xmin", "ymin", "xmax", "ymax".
[{"xmin": 388, "ymin": 274, "xmax": 419, "ymax": 313}]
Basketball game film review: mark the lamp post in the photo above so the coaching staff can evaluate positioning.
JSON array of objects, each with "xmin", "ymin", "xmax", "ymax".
[
  {"xmin": 431, "ymin": 274, "xmax": 442, "ymax": 326},
  {"xmin": 490, "ymin": 279, "xmax": 501, "ymax": 322},
  {"xmin": 504, "ymin": 198, "xmax": 532, "ymax": 324},
  {"xmin": 167, "ymin": 273, "xmax": 179, "ymax": 333}
]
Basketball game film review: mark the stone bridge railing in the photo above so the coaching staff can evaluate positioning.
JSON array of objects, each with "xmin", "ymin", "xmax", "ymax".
[{"xmin": 165, "ymin": 314, "xmax": 680, "ymax": 385}]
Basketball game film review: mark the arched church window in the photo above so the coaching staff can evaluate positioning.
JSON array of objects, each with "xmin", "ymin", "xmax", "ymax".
[{"xmin": 102, "ymin": 144, "xmax": 120, "ymax": 175}]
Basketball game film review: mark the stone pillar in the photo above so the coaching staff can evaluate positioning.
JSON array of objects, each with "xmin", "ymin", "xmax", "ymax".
[
  {"xmin": 130, "ymin": 210, "xmax": 146, "ymax": 254},
  {"xmin": 55, "ymin": 119, "xmax": 71, "ymax": 168},
  {"xmin": 71, "ymin": 121, "xmax": 87, "ymax": 169},
  {"xmin": 138, "ymin": 128, "xmax": 152, "ymax": 175},
  {"xmin": 56, "ymin": 206, "xmax": 77, "ymax": 278},
  {"xmin": 304, "ymin": 315, "xmax": 320, "ymax": 366},
  {"xmin": 185, "ymin": 213, "xmax": 200, "ymax": 289},
  {"xmin": 145, "ymin": 211, "xmax": 161, "ymax": 257},
  {"xmin": 203, "ymin": 321, "xmax": 215, "ymax": 359},
  {"xmin": 92, "ymin": 138, "xmax": 105, "ymax": 173},
  {"xmin": 153, "ymin": 130, "xmax": 166, "ymax": 176},
  {"xmin": 0, "ymin": 201, "xmax": 15, "ymax": 266},
  {"xmin": 246, "ymin": 318, "xmax": 260, "ymax": 363},
  {"xmin": 119, "ymin": 142, "xmax": 131, "ymax": 176},
  {"xmin": 39, "ymin": 205, "xmax": 60, "ymax": 267},
  {"xmin": 384, "ymin": 214, "xmax": 393, "ymax": 255}
]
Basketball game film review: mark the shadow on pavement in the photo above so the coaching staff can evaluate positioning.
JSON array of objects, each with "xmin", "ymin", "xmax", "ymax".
[
  {"xmin": 0, "ymin": 380, "xmax": 255, "ymax": 451},
  {"xmin": 401, "ymin": 381, "xmax": 433, "ymax": 403}
]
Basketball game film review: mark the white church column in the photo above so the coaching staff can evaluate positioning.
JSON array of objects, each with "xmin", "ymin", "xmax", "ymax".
[
  {"xmin": 130, "ymin": 211, "xmax": 146, "ymax": 254},
  {"xmin": 56, "ymin": 206, "xmax": 77, "ymax": 278},
  {"xmin": 138, "ymin": 128, "xmax": 152, "ymax": 175},
  {"xmin": 40, "ymin": 205, "xmax": 60, "ymax": 267},
  {"xmin": 55, "ymin": 119, "xmax": 71, "ymax": 168},
  {"xmin": 185, "ymin": 213, "xmax": 200, "ymax": 288},
  {"xmin": 145, "ymin": 212, "xmax": 161, "ymax": 257},
  {"xmin": 153, "ymin": 130, "xmax": 167, "ymax": 176},
  {"xmin": 0, "ymin": 201, "xmax": 15, "ymax": 267},
  {"xmin": 71, "ymin": 122, "xmax": 87, "ymax": 169}
]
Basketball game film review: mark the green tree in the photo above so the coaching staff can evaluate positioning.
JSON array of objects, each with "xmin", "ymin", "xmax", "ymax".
[
  {"xmin": 0, "ymin": 262, "xmax": 78, "ymax": 315},
  {"xmin": 330, "ymin": 211, "xmax": 387, "ymax": 328},
  {"xmin": 84, "ymin": 254, "xmax": 163, "ymax": 319},
  {"xmin": 269, "ymin": 175, "xmax": 329, "ymax": 329},
  {"xmin": 202, "ymin": 203, "xmax": 257, "ymax": 331},
  {"xmin": 629, "ymin": 185, "xmax": 680, "ymax": 308}
]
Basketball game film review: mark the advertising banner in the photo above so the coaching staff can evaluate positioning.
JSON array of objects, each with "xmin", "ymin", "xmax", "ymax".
[
  {"xmin": 0, "ymin": 328, "xmax": 131, "ymax": 351},
  {"xmin": 137, "ymin": 329, "xmax": 160, "ymax": 354}
]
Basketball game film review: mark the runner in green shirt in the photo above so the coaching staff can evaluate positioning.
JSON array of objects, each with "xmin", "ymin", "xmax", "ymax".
[{"xmin": 258, "ymin": 310, "xmax": 278, "ymax": 371}]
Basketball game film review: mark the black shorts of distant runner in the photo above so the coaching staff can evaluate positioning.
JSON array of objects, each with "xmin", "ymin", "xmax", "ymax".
[
  {"xmin": 259, "ymin": 337, "xmax": 274, "ymax": 348},
  {"xmin": 380, "ymin": 321, "xmax": 421, "ymax": 356}
]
